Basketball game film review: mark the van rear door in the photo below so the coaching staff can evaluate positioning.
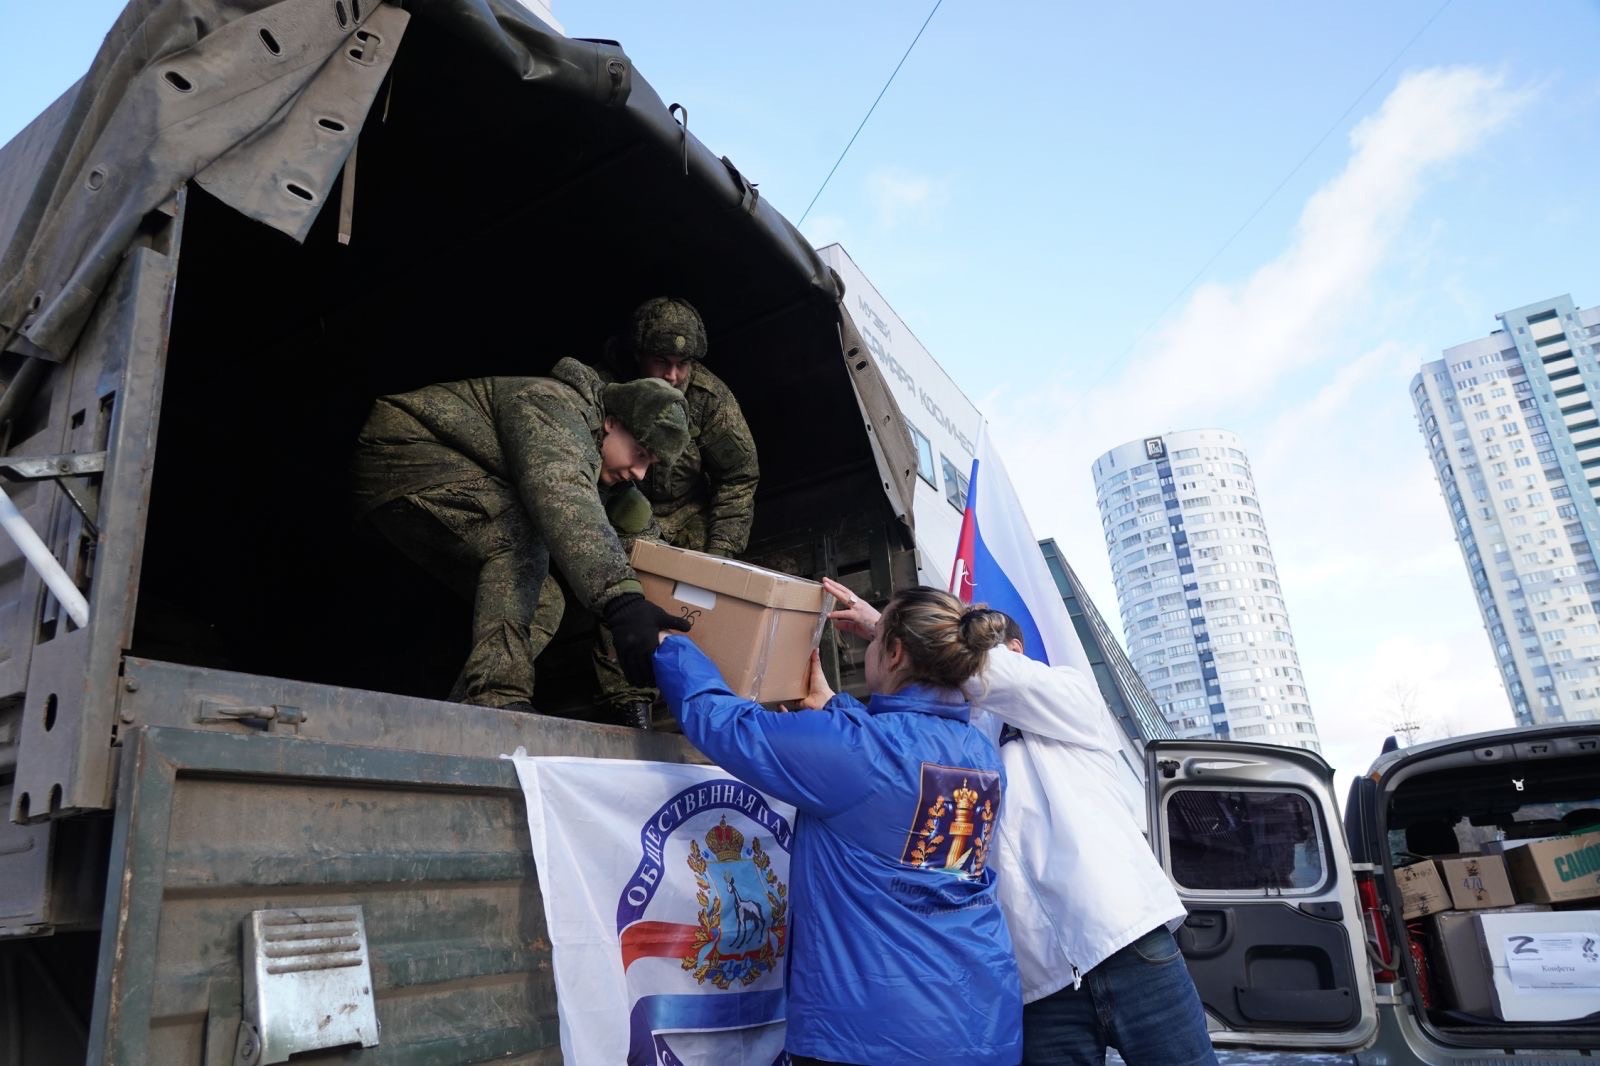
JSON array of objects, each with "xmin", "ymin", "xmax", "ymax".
[{"xmin": 1146, "ymin": 739, "xmax": 1378, "ymax": 1052}]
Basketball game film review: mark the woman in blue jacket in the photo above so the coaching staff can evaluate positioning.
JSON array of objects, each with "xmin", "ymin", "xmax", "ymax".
[{"xmin": 653, "ymin": 586, "xmax": 1022, "ymax": 1066}]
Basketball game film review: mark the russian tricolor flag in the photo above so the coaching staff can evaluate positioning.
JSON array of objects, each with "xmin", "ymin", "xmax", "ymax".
[{"xmin": 950, "ymin": 424, "xmax": 1093, "ymax": 676}]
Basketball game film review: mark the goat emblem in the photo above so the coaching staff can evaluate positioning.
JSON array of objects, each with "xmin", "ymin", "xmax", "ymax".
[
  {"xmin": 683, "ymin": 816, "xmax": 788, "ymax": 988},
  {"xmin": 723, "ymin": 872, "xmax": 767, "ymax": 950}
]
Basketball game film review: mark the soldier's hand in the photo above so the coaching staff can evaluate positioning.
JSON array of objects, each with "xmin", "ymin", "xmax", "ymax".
[{"xmin": 605, "ymin": 593, "xmax": 692, "ymax": 686}]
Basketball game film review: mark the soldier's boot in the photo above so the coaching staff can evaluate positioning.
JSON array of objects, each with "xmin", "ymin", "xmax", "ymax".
[
  {"xmin": 616, "ymin": 701, "xmax": 654, "ymax": 730},
  {"xmin": 592, "ymin": 624, "xmax": 662, "ymax": 730}
]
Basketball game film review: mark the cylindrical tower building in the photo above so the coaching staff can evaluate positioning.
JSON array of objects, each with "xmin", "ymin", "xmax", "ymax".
[{"xmin": 1090, "ymin": 429, "xmax": 1321, "ymax": 752}]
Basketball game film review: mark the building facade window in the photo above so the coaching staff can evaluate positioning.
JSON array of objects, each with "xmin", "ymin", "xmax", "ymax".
[
  {"xmin": 941, "ymin": 454, "xmax": 969, "ymax": 512},
  {"xmin": 908, "ymin": 422, "xmax": 937, "ymax": 487}
]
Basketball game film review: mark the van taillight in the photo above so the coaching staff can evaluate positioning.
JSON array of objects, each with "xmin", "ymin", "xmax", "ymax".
[{"xmin": 1356, "ymin": 871, "xmax": 1398, "ymax": 983}]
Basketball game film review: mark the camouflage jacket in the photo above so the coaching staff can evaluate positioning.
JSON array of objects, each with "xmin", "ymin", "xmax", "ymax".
[
  {"xmin": 597, "ymin": 356, "xmax": 759, "ymax": 556},
  {"xmin": 351, "ymin": 358, "xmax": 640, "ymax": 611}
]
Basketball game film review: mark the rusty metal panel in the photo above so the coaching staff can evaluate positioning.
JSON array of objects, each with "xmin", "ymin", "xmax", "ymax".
[
  {"xmin": 0, "ymin": 782, "xmax": 52, "ymax": 932},
  {"xmin": 0, "ymin": 371, "xmax": 72, "ymax": 699},
  {"xmin": 116, "ymin": 657, "xmax": 704, "ymax": 764},
  {"xmin": 91, "ymin": 724, "xmax": 688, "ymax": 1064},
  {"xmin": 10, "ymin": 229, "xmax": 180, "ymax": 823}
]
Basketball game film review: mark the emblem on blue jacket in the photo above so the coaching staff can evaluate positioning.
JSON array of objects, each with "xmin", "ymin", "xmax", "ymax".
[
  {"xmin": 900, "ymin": 762, "xmax": 1000, "ymax": 877},
  {"xmin": 684, "ymin": 815, "xmax": 789, "ymax": 988}
]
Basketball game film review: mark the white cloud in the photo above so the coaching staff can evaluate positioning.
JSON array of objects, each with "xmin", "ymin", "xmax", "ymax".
[
  {"xmin": 866, "ymin": 166, "xmax": 949, "ymax": 228},
  {"xmin": 983, "ymin": 66, "xmax": 1536, "ymax": 781},
  {"xmin": 1118, "ymin": 67, "xmax": 1527, "ymax": 428}
]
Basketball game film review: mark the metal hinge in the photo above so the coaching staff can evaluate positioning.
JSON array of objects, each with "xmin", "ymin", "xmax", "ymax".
[{"xmin": 196, "ymin": 702, "xmax": 305, "ymax": 730}]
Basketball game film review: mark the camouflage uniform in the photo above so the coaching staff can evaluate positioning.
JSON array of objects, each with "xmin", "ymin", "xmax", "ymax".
[
  {"xmin": 587, "ymin": 299, "xmax": 760, "ymax": 718},
  {"xmin": 605, "ymin": 298, "xmax": 760, "ymax": 556},
  {"xmin": 644, "ymin": 361, "xmax": 759, "ymax": 555},
  {"xmin": 351, "ymin": 358, "xmax": 687, "ymax": 709}
]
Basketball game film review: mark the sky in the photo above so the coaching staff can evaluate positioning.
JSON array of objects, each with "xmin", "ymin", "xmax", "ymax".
[{"xmin": 4, "ymin": 0, "xmax": 1599, "ymax": 791}]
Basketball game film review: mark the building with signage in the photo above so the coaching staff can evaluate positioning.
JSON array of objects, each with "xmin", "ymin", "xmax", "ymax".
[
  {"xmin": 1413, "ymin": 295, "xmax": 1600, "ymax": 725},
  {"xmin": 824, "ymin": 245, "xmax": 1174, "ymax": 751},
  {"xmin": 819, "ymin": 245, "xmax": 981, "ymax": 588},
  {"xmin": 1091, "ymin": 430, "xmax": 1321, "ymax": 751}
]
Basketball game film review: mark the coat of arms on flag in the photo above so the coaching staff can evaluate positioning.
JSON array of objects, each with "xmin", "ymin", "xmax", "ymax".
[
  {"xmin": 682, "ymin": 816, "xmax": 788, "ymax": 987},
  {"xmin": 511, "ymin": 755, "xmax": 796, "ymax": 1065}
]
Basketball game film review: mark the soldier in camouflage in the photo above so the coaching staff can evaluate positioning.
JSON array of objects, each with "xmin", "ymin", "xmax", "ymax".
[
  {"xmin": 604, "ymin": 297, "xmax": 759, "ymax": 556},
  {"xmin": 351, "ymin": 358, "xmax": 692, "ymax": 719},
  {"xmin": 585, "ymin": 297, "xmax": 760, "ymax": 725}
]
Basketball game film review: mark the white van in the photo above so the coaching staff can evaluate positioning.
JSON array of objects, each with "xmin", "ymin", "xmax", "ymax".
[{"xmin": 1148, "ymin": 723, "xmax": 1600, "ymax": 1063}]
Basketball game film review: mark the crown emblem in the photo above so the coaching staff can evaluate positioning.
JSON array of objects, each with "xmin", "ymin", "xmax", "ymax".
[
  {"xmin": 945, "ymin": 779, "xmax": 980, "ymax": 871},
  {"xmin": 705, "ymin": 816, "xmax": 745, "ymax": 862}
]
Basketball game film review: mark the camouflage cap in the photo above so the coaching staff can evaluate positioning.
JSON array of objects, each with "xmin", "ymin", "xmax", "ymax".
[
  {"xmin": 602, "ymin": 377, "xmax": 690, "ymax": 468},
  {"xmin": 627, "ymin": 297, "xmax": 708, "ymax": 363}
]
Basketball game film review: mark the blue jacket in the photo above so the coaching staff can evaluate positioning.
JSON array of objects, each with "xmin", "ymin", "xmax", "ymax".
[{"xmin": 655, "ymin": 637, "xmax": 1022, "ymax": 1065}]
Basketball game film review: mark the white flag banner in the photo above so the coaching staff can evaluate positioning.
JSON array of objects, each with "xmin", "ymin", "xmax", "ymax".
[{"xmin": 509, "ymin": 755, "xmax": 796, "ymax": 1065}]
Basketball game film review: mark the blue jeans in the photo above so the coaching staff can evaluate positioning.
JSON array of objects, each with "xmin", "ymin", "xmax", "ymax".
[{"xmin": 1022, "ymin": 926, "xmax": 1217, "ymax": 1066}]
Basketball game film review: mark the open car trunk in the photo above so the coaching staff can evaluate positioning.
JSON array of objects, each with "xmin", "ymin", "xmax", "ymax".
[{"xmin": 1376, "ymin": 725, "xmax": 1600, "ymax": 1053}]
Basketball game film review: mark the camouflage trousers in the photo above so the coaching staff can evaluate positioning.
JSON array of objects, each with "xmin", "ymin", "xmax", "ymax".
[
  {"xmin": 365, "ymin": 478, "xmax": 564, "ymax": 709},
  {"xmin": 571, "ymin": 503, "xmax": 717, "ymax": 715}
]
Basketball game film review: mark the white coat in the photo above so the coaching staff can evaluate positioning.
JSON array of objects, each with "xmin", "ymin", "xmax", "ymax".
[{"xmin": 966, "ymin": 646, "xmax": 1187, "ymax": 1003}]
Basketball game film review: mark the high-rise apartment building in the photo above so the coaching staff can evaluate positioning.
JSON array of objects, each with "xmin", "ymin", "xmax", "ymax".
[
  {"xmin": 1091, "ymin": 429, "xmax": 1321, "ymax": 752},
  {"xmin": 1039, "ymin": 538, "xmax": 1174, "ymax": 746},
  {"xmin": 1413, "ymin": 295, "xmax": 1600, "ymax": 726}
]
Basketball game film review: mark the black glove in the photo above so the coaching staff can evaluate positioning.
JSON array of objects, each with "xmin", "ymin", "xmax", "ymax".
[{"xmin": 604, "ymin": 593, "xmax": 692, "ymax": 687}]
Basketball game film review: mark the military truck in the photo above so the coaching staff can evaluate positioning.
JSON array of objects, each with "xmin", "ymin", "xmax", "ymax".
[{"xmin": 0, "ymin": 2, "xmax": 922, "ymax": 1061}]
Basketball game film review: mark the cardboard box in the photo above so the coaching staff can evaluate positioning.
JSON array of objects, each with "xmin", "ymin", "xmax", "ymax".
[
  {"xmin": 1397, "ymin": 860, "xmax": 1451, "ymax": 919},
  {"xmin": 1504, "ymin": 826, "xmax": 1600, "ymax": 905},
  {"xmin": 1478, "ymin": 908, "xmax": 1600, "ymax": 1022},
  {"xmin": 1484, "ymin": 836, "xmax": 1561, "ymax": 856},
  {"xmin": 630, "ymin": 540, "xmax": 833, "ymax": 703},
  {"xmin": 1428, "ymin": 905, "xmax": 1547, "ymax": 1014},
  {"xmin": 1436, "ymin": 854, "xmax": 1515, "ymax": 911}
]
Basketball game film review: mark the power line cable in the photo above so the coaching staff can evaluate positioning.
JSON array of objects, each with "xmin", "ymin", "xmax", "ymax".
[
  {"xmin": 1091, "ymin": 0, "xmax": 1453, "ymax": 387},
  {"xmin": 798, "ymin": 0, "xmax": 946, "ymax": 225}
]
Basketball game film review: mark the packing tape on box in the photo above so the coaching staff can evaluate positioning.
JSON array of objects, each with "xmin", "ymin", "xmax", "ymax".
[
  {"xmin": 745, "ymin": 592, "xmax": 835, "ymax": 701},
  {"xmin": 810, "ymin": 594, "xmax": 837, "ymax": 654},
  {"xmin": 748, "ymin": 610, "xmax": 782, "ymax": 700}
]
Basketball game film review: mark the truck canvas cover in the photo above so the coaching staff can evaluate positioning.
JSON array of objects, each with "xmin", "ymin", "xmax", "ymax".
[
  {"xmin": 0, "ymin": 0, "xmax": 919, "ymax": 807},
  {"xmin": 0, "ymin": 5, "xmax": 920, "ymax": 1060}
]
